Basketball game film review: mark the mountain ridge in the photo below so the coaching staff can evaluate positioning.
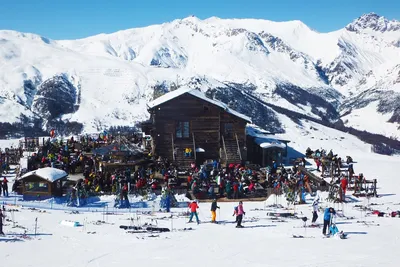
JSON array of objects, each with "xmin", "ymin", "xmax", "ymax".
[{"xmin": 0, "ymin": 13, "xmax": 399, "ymax": 144}]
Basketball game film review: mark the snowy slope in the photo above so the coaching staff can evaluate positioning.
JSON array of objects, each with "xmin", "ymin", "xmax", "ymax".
[
  {"xmin": 1, "ymin": 118, "xmax": 400, "ymax": 267},
  {"xmin": 0, "ymin": 13, "xmax": 399, "ymax": 137}
]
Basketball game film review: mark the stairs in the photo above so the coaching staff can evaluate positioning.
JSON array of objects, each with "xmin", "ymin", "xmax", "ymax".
[
  {"xmin": 174, "ymin": 145, "xmax": 195, "ymax": 169},
  {"xmin": 224, "ymin": 140, "xmax": 241, "ymax": 164}
]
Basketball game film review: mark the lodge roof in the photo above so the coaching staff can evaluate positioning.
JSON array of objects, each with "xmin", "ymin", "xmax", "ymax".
[
  {"xmin": 20, "ymin": 167, "xmax": 68, "ymax": 183},
  {"xmin": 246, "ymin": 124, "xmax": 291, "ymax": 144},
  {"xmin": 147, "ymin": 87, "xmax": 252, "ymax": 123}
]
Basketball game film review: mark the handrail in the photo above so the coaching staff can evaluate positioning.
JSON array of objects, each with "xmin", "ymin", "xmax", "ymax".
[
  {"xmin": 192, "ymin": 133, "xmax": 197, "ymax": 161},
  {"xmin": 235, "ymin": 133, "xmax": 242, "ymax": 161},
  {"xmin": 221, "ymin": 135, "xmax": 228, "ymax": 163}
]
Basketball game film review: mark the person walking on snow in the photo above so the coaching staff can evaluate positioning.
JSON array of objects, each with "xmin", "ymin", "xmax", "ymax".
[
  {"xmin": 0, "ymin": 208, "xmax": 5, "ymax": 236},
  {"xmin": 2, "ymin": 177, "xmax": 8, "ymax": 197},
  {"xmin": 323, "ymin": 207, "xmax": 336, "ymax": 235},
  {"xmin": 236, "ymin": 201, "xmax": 245, "ymax": 228},
  {"xmin": 233, "ymin": 205, "xmax": 238, "ymax": 223},
  {"xmin": 312, "ymin": 194, "xmax": 320, "ymax": 225},
  {"xmin": 340, "ymin": 177, "xmax": 348, "ymax": 202},
  {"xmin": 210, "ymin": 199, "xmax": 220, "ymax": 223},
  {"xmin": 188, "ymin": 200, "xmax": 200, "ymax": 224}
]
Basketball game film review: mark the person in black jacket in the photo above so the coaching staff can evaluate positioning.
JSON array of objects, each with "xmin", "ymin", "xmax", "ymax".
[
  {"xmin": 0, "ymin": 209, "xmax": 5, "ymax": 235},
  {"xmin": 210, "ymin": 199, "xmax": 220, "ymax": 223}
]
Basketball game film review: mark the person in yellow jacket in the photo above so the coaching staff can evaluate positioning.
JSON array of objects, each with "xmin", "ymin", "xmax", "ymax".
[{"xmin": 210, "ymin": 199, "xmax": 220, "ymax": 223}]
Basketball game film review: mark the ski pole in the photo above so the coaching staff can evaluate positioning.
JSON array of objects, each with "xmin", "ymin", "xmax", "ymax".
[
  {"xmin": 34, "ymin": 217, "xmax": 38, "ymax": 237},
  {"xmin": 12, "ymin": 209, "xmax": 15, "ymax": 228}
]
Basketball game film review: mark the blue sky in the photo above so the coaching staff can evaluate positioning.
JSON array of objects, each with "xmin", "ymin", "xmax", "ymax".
[{"xmin": 0, "ymin": 0, "xmax": 398, "ymax": 39}]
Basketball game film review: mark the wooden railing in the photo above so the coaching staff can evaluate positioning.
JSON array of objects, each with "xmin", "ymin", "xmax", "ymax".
[
  {"xmin": 192, "ymin": 133, "xmax": 197, "ymax": 161},
  {"xmin": 235, "ymin": 133, "xmax": 242, "ymax": 161},
  {"xmin": 221, "ymin": 135, "xmax": 228, "ymax": 163}
]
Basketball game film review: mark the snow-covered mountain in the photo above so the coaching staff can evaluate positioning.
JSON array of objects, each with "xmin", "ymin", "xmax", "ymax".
[{"xmin": 0, "ymin": 13, "xmax": 399, "ymax": 141}]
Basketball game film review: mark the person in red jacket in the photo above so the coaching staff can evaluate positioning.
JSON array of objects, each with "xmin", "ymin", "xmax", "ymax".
[
  {"xmin": 188, "ymin": 200, "xmax": 200, "ymax": 224},
  {"xmin": 233, "ymin": 182, "xmax": 239, "ymax": 199},
  {"xmin": 2, "ymin": 177, "xmax": 9, "ymax": 197},
  {"xmin": 187, "ymin": 174, "xmax": 192, "ymax": 189},
  {"xmin": 340, "ymin": 177, "xmax": 348, "ymax": 202}
]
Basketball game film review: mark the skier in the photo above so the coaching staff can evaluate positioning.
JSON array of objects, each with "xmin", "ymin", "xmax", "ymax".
[
  {"xmin": 120, "ymin": 183, "xmax": 129, "ymax": 208},
  {"xmin": 340, "ymin": 176, "xmax": 348, "ymax": 202},
  {"xmin": 236, "ymin": 201, "xmax": 245, "ymax": 228},
  {"xmin": 233, "ymin": 205, "xmax": 238, "ymax": 223},
  {"xmin": 0, "ymin": 208, "xmax": 5, "ymax": 235},
  {"xmin": 165, "ymin": 193, "xmax": 171, "ymax": 213},
  {"xmin": 188, "ymin": 200, "xmax": 200, "ymax": 224},
  {"xmin": 323, "ymin": 207, "xmax": 336, "ymax": 236},
  {"xmin": 210, "ymin": 199, "xmax": 220, "ymax": 223},
  {"xmin": 312, "ymin": 194, "xmax": 320, "ymax": 225},
  {"xmin": 2, "ymin": 177, "xmax": 8, "ymax": 197}
]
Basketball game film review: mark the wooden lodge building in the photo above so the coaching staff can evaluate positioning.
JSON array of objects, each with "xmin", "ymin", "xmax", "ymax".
[
  {"xmin": 18, "ymin": 167, "xmax": 68, "ymax": 200},
  {"xmin": 142, "ymin": 87, "xmax": 252, "ymax": 166}
]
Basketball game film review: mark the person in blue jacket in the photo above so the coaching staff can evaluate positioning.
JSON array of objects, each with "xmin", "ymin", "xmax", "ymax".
[
  {"xmin": 165, "ymin": 194, "xmax": 171, "ymax": 213},
  {"xmin": 323, "ymin": 207, "xmax": 336, "ymax": 235}
]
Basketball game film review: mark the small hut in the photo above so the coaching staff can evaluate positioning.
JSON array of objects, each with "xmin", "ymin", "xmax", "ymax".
[
  {"xmin": 246, "ymin": 125, "xmax": 290, "ymax": 167},
  {"xmin": 19, "ymin": 167, "xmax": 68, "ymax": 200}
]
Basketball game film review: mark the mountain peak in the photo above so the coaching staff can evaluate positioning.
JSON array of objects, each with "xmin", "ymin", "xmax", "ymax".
[
  {"xmin": 181, "ymin": 15, "xmax": 201, "ymax": 22},
  {"xmin": 346, "ymin": 12, "xmax": 400, "ymax": 33}
]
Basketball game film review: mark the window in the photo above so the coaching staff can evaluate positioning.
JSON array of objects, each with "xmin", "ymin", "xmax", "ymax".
[
  {"xmin": 176, "ymin": 121, "xmax": 190, "ymax": 138},
  {"xmin": 224, "ymin": 123, "xmax": 233, "ymax": 137},
  {"xmin": 24, "ymin": 182, "xmax": 49, "ymax": 193}
]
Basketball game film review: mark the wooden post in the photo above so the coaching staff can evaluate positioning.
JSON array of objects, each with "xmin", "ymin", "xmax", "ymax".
[{"xmin": 235, "ymin": 133, "xmax": 242, "ymax": 161}]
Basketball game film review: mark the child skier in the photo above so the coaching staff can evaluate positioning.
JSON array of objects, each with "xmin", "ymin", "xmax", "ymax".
[
  {"xmin": 312, "ymin": 194, "xmax": 320, "ymax": 225},
  {"xmin": 236, "ymin": 201, "xmax": 245, "ymax": 228},
  {"xmin": 233, "ymin": 205, "xmax": 238, "ymax": 223},
  {"xmin": 210, "ymin": 199, "xmax": 220, "ymax": 223},
  {"xmin": 188, "ymin": 200, "xmax": 200, "ymax": 224},
  {"xmin": 323, "ymin": 207, "xmax": 336, "ymax": 236}
]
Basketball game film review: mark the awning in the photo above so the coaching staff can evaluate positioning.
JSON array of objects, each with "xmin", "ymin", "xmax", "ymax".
[
  {"xmin": 195, "ymin": 148, "xmax": 205, "ymax": 152},
  {"xmin": 254, "ymin": 137, "xmax": 286, "ymax": 150}
]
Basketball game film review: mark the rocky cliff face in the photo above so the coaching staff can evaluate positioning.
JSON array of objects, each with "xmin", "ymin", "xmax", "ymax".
[{"xmin": 32, "ymin": 75, "xmax": 78, "ymax": 120}]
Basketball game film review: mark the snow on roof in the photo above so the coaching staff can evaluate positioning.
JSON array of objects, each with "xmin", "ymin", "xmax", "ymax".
[
  {"xmin": 20, "ymin": 167, "xmax": 68, "ymax": 183},
  {"xmin": 246, "ymin": 124, "xmax": 290, "ymax": 143},
  {"xmin": 147, "ymin": 87, "xmax": 252, "ymax": 122},
  {"xmin": 254, "ymin": 137, "xmax": 286, "ymax": 149}
]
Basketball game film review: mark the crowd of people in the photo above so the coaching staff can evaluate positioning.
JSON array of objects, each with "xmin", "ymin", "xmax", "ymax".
[{"xmin": 187, "ymin": 161, "xmax": 266, "ymax": 200}]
